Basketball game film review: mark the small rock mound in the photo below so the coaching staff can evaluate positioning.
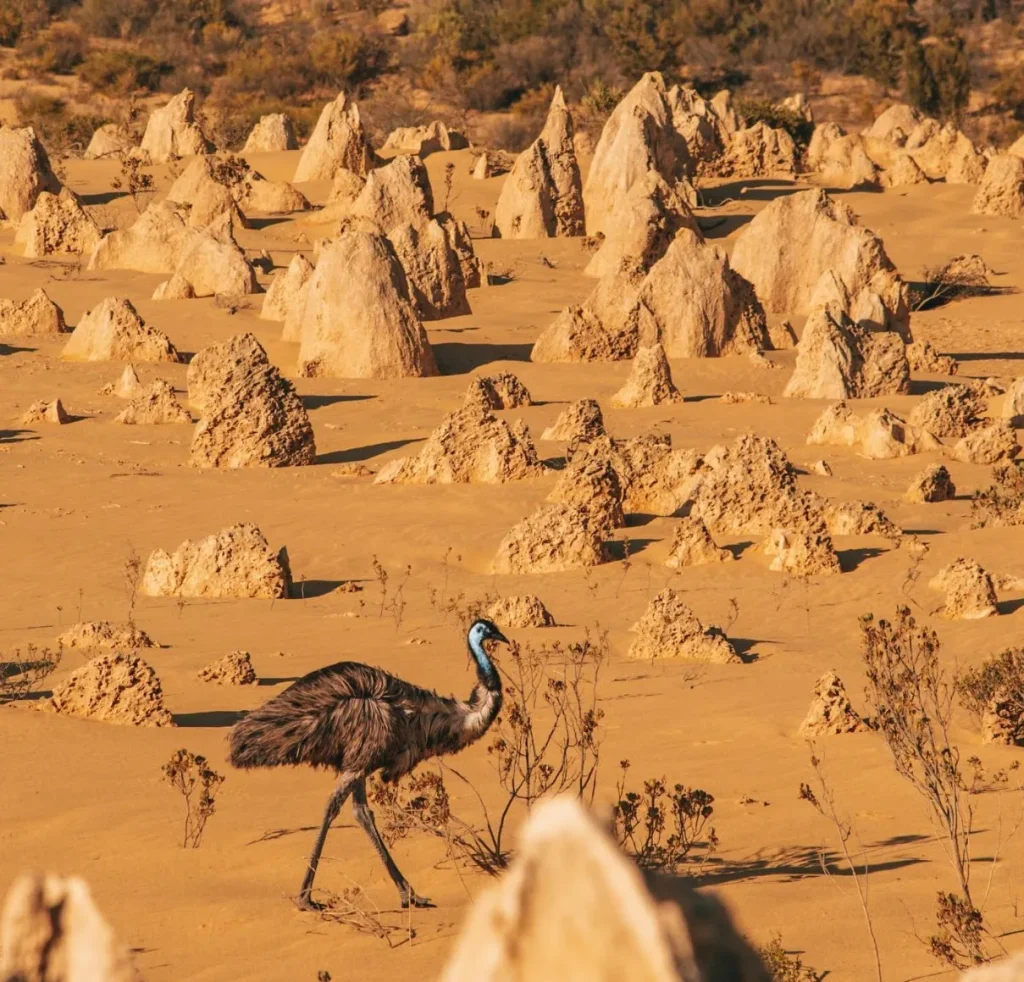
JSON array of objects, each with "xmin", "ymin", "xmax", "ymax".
[
  {"xmin": 664, "ymin": 515, "xmax": 733, "ymax": 567},
  {"xmin": 262, "ymin": 254, "xmax": 314, "ymax": 334},
  {"xmin": 1004, "ymin": 377, "xmax": 1024, "ymax": 425},
  {"xmin": 628, "ymin": 588, "xmax": 738, "ymax": 663},
  {"xmin": 541, "ymin": 399, "xmax": 606, "ymax": 444},
  {"xmin": 799, "ymin": 672, "xmax": 866, "ymax": 736},
  {"xmin": 952, "ymin": 422, "xmax": 1020, "ymax": 465},
  {"xmin": 909, "ymin": 384, "xmax": 986, "ymax": 438},
  {"xmin": 114, "ymin": 380, "xmax": 191, "ymax": 425},
  {"xmin": 243, "ymin": 113, "xmax": 297, "ymax": 152},
  {"xmin": 47, "ymin": 651, "xmax": 174, "ymax": 726},
  {"xmin": 971, "ymin": 154, "xmax": 1024, "ymax": 218},
  {"xmin": 0, "ymin": 124, "xmax": 61, "ymax": 222},
  {"xmin": 807, "ymin": 403, "xmax": 940, "ymax": 459},
  {"xmin": 491, "ymin": 504, "xmax": 609, "ymax": 574},
  {"xmin": 494, "ymin": 86, "xmax": 584, "ymax": 239},
  {"xmin": 763, "ymin": 527, "xmax": 842, "ymax": 576},
  {"xmin": 716, "ymin": 121, "xmax": 797, "ymax": 178},
  {"xmin": 982, "ymin": 692, "xmax": 1024, "ymax": 747},
  {"xmin": 15, "ymin": 188, "xmax": 101, "ymax": 258},
  {"xmin": 929, "ymin": 558, "xmax": 998, "ymax": 620},
  {"xmin": 20, "ymin": 398, "xmax": 68, "ymax": 425},
  {"xmin": 198, "ymin": 650, "xmax": 258, "ymax": 685},
  {"xmin": 0, "ymin": 873, "xmax": 135, "ymax": 982},
  {"xmin": 908, "ymin": 339, "xmax": 958, "ymax": 375},
  {"xmin": 825, "ymin": 500, "xmax": 901, "ymax": 539},
  {"xmin": 56, "ymin": 620, "xmax": 155, "ymax": 651},
  {"xmin": 294, "ymin": 91, "xmax": 375, "ymax": 182},
  {"xmin": 375, "ymin": 406, "xmax": 542, "ymax": 484},
  {"xmin": 610, "ymin": 343, "xmax": 683, "ymax": 408},
  {"xmin": 100, "ymin": 364, "xmax": 142, "ymax": 398},
  {"xmin": 486, "ymin": 595, "xmax": 555, "ymax": 628},
  {"xmin": 0, "ymin": 288, "xmax": 66, "ymax": 337},
  {"xmin": 140, "ymin": 88, "xmax": 212, "ymax": 162},
  {"xmin": 152, "ymin": 273, "xmax": 195, "ymax": 301},
  {"xmin": 548, "ymin": 452, "xmax": 626, "ymax": 535},
  {"xmin": 62, "ymin": 297, "xmax": 179, "ymax": 363},
  {"xmin": 187, "ymin": 333, "xmax": 316, "ymax": 468},
  {"xmin": 906, "ymin": 463, "xmax": 956, "ymax": 503},
  {"xmin": 140, "ymin": 522, "xmax": 292, "ymax": 599},
  {"xmin": 84, "ymin": 122, "xmax": 133, "ymax": 159},
  {"xmin": 464, "ymin": 372, "xmax": 533, "ymax": 411},
  {"xmin": 381, "ymin": 120, "xmax": 466, "ymax": 156},
  {"xmin": 807, "ymin": 123, "xmax": 877, "ymax": 189}
]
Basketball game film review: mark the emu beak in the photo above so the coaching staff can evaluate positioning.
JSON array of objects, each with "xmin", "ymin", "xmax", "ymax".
[{"xmin": 492, "ymin": 630, "xmax": 510, "ymax": 646}]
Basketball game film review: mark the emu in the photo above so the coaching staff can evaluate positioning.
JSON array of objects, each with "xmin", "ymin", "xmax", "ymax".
[{"xmin": 228, "ymin": 618, "xmax": 508, "ymax": 910}]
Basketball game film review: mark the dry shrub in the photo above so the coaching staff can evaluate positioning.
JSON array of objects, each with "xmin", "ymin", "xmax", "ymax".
[
  {"xmin": 14, "ymin": 90, "xmax": 107, "ymax": 155},
  {"xmin": 371, "ymin": 631, "xmax": 607, "ymax": 873},
  {"xmin": 162, "ymin": 748, "xmax": 225, "ymax": 848},
  {"xmin": 758, "ymin": 934, "xmax": 820, "ymax": 982},
  {"xmin": 316, "ymin": 885, "xmax": 412, "ymax": 945},
  {"xmin": 0, "ymin": 644, "xmax": 62, "ymax": 704},
  {"xmin": 18, "ymin": 21, "xmax": 86, "ymax": 73},
  {"xmin": 956, "ymin": 648, "xmax": 1024, "ymax": 727},
  {"xmin": 611, "ymin": 759, "xmax": 718, "ymax": 873},
  {"xmin": 911, "ymin": 257, "xmax": 1004, "ymax": 312},
  {"xmin": 971, "ymin": 460, "xmax": 1024, "ymax": 529},
  {"xmin": 78, "ymin": 48, "xmax": 167, "ymax": 93},
  {"xmin": 733, "ymin": 97, "xmax": 815, "ymax": 148}
]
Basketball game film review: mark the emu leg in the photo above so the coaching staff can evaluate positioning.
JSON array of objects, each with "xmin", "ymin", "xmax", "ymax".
[
  {"xmin": 297, "ymin": 775, "xmax": 356, "ymax": 910},
  {"xmin": 351, "ymin": 778, "xmax": 433, "ymax": 909}
]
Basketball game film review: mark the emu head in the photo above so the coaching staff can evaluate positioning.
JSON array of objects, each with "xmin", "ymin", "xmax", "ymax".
[{"xmin": 468, "ymin": 619, "xmax": 509, "ymax": 650}]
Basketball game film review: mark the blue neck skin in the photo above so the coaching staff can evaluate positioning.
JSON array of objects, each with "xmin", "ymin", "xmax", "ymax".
[{"xmin": 468, "ymin": 633, "xmax": 501, "ymax": 691}]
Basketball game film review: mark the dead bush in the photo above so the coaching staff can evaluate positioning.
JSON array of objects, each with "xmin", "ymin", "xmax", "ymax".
[
  {"xmin": 971, "ymin": 460, "xmax": 1024, "ymax": 529},
  {"xmin": 956, "ymin": 648, "xmax": 1024, "ymax": 730},
  {"xmin": 911, "ymin": 256, "xmax": 1003, "ymax": 312},
  {"xmin": 162, "ymin": 748, "xmax": 225, "ymax": 848},
  {"xmin": 758, "ymin": 934, "xmax": 820, "ymax": 982},
  {"xmin": 0, "ymin": 644, "xmax": 62, "ymax": 704},
  {"xmin": 78, "ymin": 48, "xmax": 167, "ymax": 93},
  {"xmin": 18, "ymin": 21, "xmax": 86, "ymax": 73},
  {"xmin": 14, "ymin": 90, "xmax": 105, "ymax": 155}
]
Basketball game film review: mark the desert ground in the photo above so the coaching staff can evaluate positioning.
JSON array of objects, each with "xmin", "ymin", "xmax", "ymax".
[{"xmin": 2, "ymin": 86, "xmax": 1024, "ymax": 982}]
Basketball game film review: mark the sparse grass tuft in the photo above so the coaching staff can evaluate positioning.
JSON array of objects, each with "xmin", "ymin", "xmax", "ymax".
[{"xmin": 161, "ymin": 749, "xmax": 225, "ymax": 849}]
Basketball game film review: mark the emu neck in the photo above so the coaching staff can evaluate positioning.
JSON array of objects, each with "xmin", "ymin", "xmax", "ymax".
[
  {"xmin": 468, "ymin": 635, "xmax": 501, "ymax": 693},
  {"xmin": 458, "ymin": 635, "xmax": 502, "ymax": 746}
]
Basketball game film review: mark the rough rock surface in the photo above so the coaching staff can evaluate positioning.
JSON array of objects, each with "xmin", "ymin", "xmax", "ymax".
[
  {"xmin": 716, "ymin": 122, "xmax": 797, "ymax": 178},
  {"xmin": 486, "ymin": 595, "xmax": 556, "ymax": 628},
  {"xmin": 929, "ymin": 558, "xmax": 998, "ymax": 620},
  {"xmin": 84, "ymin": 122, "xmax": 133, "ymax": 159},
  {"xmin": 62, "ymin": 297, "xmax": 179, "ymax": 363},
  {"xmin": 187, "ymin": 333, "xmax": 316, "ymax": 468},
  {"xmin": 88, "ymin": 200, "xmax": 189, "ymax": 274},
  {"xmin": 440, "ymin": 798, "xmax": 770, "ymax": 982},
  {"xmin": 825, "ymin": 500, "xmax": 901, "ymax": 538},
  {"xmin": 952, "ymin": 422, "xmax": 1020, "ymax": 465},
  {"xmin": 374, "ymin": 406, "xmax": 542, "ymax": 484},
  {"xmin": 173, "ymin": 212, "xmax": 260, "ymax": 297},
  {"xmin": 610, "ymin": 343, "xmax": 683, "ymax": 407},
  {"xmin": 0, "ymin": 288, "xmax": 65, "ymax": 337},
  {"xmin": 799, "ymin": 672, "xmax": 866, "ymax": 736},
  {"xmin": 0, "ymin": 124, "xmax": 61, "ymax": 222},
  {"xmin": 140, "ymin": 522, "xmax": 292, "ymax": 599},
  {"xmin": 906, "ymin": 122, "xmax": 986, "ymax": 183},
  {"xmin": 763, "ymin": 527, "xmax": 842, "ymax": 576},
  {"xmin": 541, "ymin": 399, "xmax": 605, "ymax": 444},
  {"xmin": 297, "ymin": 231, "xmax": 438, "ymax": 379},
  {"xmin": 906, "ymin": 463, "xmax": 956, "ymax": 503},
  {"xmin": 114, "ymin": 379, "xmax": 191, "ymax": 425},
  {"xmin": 262, "ymin": 253, "xmax": 314, "ymax": 329},
  {"xmin": 584, "ymin": 172, "xmax": 698, "ymax": 279},
  {"xmin": 152, "ymin": 273, "xmax": 195, "ymax": 301},
  {"xmin": 381, "ymin": 120, "xmax": 466, "ymax": 156},
  {"xmin": 494, "ymin": 87, "xmax": 584, "ymax": 239},
  {"xmin": 198, "ymin": 650, "xmax": 258, "ymax": 684},
  {"xmin": 628, "ymin": 588, "xmax": 738, "ymax": 663},
  {"xmin": 0, "ymin": 873, "xmax": 136, "ymax": 982},
  {"xmin": 582, "ymin": 72, "xmax": 691, "ymax": 237},
  {"xmin": 140, "ymin": 88, "xmax": 212, "ymax": 162},
  {"xmin": 344, "ymin": 153, "xmax": 433, "ymax": 230},
  {"xmin": 879, "ymin": 151, "xmax": 928, "ymax": 187},
  {"xmin": 47, "ymin": 652, "xmax": 174, "ymax": 726},
  {"xmin": 982, "ymin": 692, "xmax": 1024, "ymax": 747},
  {"xmin": 864, "ymin": 104, "xmax": 921, "ymax": 144},
  {"xmin": 100, "ymin": 364, "xmax": 142, "ymax": 398},
  {"xmin": 388, "ymin": 218, "xmax": 471, "ymax": 320},
  {"xmin": 972, "ymin": 154, "xmax": 1024, "ymax": 218},
  {"xmin": 783, "ymin": 303, "xmax": 910, "ymax": 400},
  {"xmin": 16, "ymin": 188, "xmax": 102, "ymax": 258},
  {"xmin": 908, "ymin": 339, "xmax": 958, "ymax": 375},
  {"xmin": 664, "ymin": 515, "xmax": 733, "ymax": 567},
  {"xmin": 807, "ymin": 123, "xmax": 878, "ymax": 188},
  {"xmin": 20, "ymin": 398, "xmax": 68, "ymax": 425},
  {"xmin": 731, "ymin": 189, "xmax": 908, "ymax": 334},
  {"xmin": 548, "ymin": 452, "xmax": 626, "ymax": 534},
  {"xmin": 56, "ymin": 620, "xmax": 155, "ymax": 651},
  {"xmin": 807, "ymin": 403, "xmax": 940, "ymax": 459},
  {"xmin": 1004, "ymin": 377, "xmax": 1024, "ymax": 424},
  {"xmin": 909, "ymin": 384, "xmax": 985, "ymax": 438},
  {"xmin": 294, "ymin": 92, "xmax": 375, "ymax": 182},
  {"xmin": 464, "ymin": 372, "xmax": 533, "ymax": 411},
  {"xmin": 490, "ymin": 503, "xmax": 609, "ymax": 574},
  {"xmin": 243, "ymin": 114, "xmax": 298, "ymax": 152}
]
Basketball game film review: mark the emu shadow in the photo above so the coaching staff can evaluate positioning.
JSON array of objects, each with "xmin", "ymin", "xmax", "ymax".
[
  {"xmin": 730, "ymin": 638, "xmax": 763, "ymax": 662},
  {"xmin": 173, "ymin": 710, "xmax": 247, "ymax": 728},
  {"xmin": 0, "ymin": 343, "xmax": 36, "ymax": 356},
  {"xmin": 726, "ymin": 540, "xmax": 756, "ymax": 558},
  {"xmin": 246, "ymin": 216, "xmax": 292, "ymax": 230},
  {"xmin": 0, "ymin": 430, "xmax": 38, "ymax": 444},
  {"xmin": 701, "ymin": 178, "xmax": 799, "ymax": 206},
  {"xmin": 258, "ymin": 676, "xmax": 302, "ymax": 686},
  {"xmin": 301, "ymin": 394, "xmax": 373, "ymax": 410},
  {"xmin": 908, "ymin": 378, "xmax": 952, "ymax": 395},
  {"xmin": 316, "ymin": 438, "xmax": 421, "ymax": 465},
  {"xmin": 837, "ymin": 547, "xmax": 887, "ymax": 573},
  {"xmin": 433, "ymin": 341, "xmax": 533, "ymax": 374},
  {"xmin": 605, "ymin": 538, "xmax": 657, "ymax": 560},
  {"xmin": 698, "ymin": 214, "xmax": 753, "ymax": 239},
  {"xmin": 950, "ymin": 350, "xmax": 1024, "ymax": 362},
  {"xmin": 290, "ymin": 579, "xmax": 348, "ymax": 599},
  {"xmin": 79, "ymin": 190, "xmax": 129, "ymax": 206},
  {"xmin": 699, "ymin": 845, "xmax": 926, "ymax": 887}
]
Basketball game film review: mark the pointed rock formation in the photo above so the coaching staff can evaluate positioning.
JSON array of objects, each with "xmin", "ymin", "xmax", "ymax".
[
  {"xmin": 952, "ymin": 422, "xmax": 1020, "ymax": 464},
  {"xmin": 628, "ymin": 588, "xmax": 738, "ymax": 663},
  {"xmin": 905, "ymin": 463, "xmax": 956, "ymax": 503},
  {"xmin": 610, "ymin": 343, "xmax": 683, "ymax": 408},
  {"xmin": 668, "ymin": 84, "xmax": 731, "ymax": 167},
  {"xmin": 929, "ymin": 558, "xmax": 998, "ymax": 620},
  {"xmin": 294, "ymin": 92, "xmax": 375, "ymax": 182},
  {"xmin": 491, "ymin": 504, "xmax": 609, "ymax": 574},
  {"xmin": 909, "ymin": 384, "xmax": 985, "ymax": 438},
  {"xmin": 972, "ymin": 154, "xmax": 1024, "ymax": 217},
  {"xmin": 56, "ymin": 620, "xmax": 154, "ymax": 651},
  {"xmin": 464, "ymin": 372, "xmax": 532, "ymax": 411},
  {"xmin": 664, "ymin": 515, "xmax": 733, "ymax": 567},
  {"xmin": 0, "ymin": 124, "xmax": 61, "ymax": 222},
  {"xmin": 114, "ymin": 379, "xmax": 191, "ymax": 424},
  {"xmin": 864, "ymin": 104, "xmax": 921, "ymax": 144},
  {"xmin": 548, "ymin": 452, "xmax": 626, "ymax": 535},
  {"xmin": 152, "ymin": 272, "xmax": 195, "ymax": 300},
  {"xmin": 494, "ymin": 87, "xmax": 584, "ymax": 239},
  {"xmin": 20, "ymin": 398, "xmax": 69, "ymax": 425},
  {"xmin": 100, "ymin": 364, "xmax": 143, "ymax": 398},
  {"xmin": 88, "ymin": 199, "xmax": 190, "ymax": 274},
  {"xmin": 84, "ymin": 122, "xmax": 133, "ymax": 159},
  {"xmin": 541, "ymin": 399, "xmax": 605, "ymax": 443},
  {"xmin": 346, "ymin": 153, "xmax": 433, "ymax": 229},
  {"xmin": 799, "ymin": 672, "xmax": 866, "ymax": 736},
  {"xmin": 47, "ymin": 652, "xmax": 174, "ymax": 726},
  {"xmin": 763, "ymin": 526, "xmax": 841, "ymax": 576},
  {"xmin": 879, "ymin": 151, "xmax": 927, "ymax": 187},
  {"xmin": 381, "ymin": 120, "xmax": 467, "ymax": 156},
  {"xmin": 140, "ymin": 88, "xmax": 212, "ymax": 162},
  {"xmin": 173, "ymin": 212, "xmax": 259, "ymax": 297},
  {"xmin": 486, "ymin": 595, "xmax": 555, "ymax": 628},
  {"xmin": 62, "ymin": 298, "xmax": 179, "ymax": 362},
  {"xmin": 198, "ymin": 650, "xmax": 258, "ymax": 684},
  {"xmin": 374, "ymin": 406, "xmax": 542, "ymax": 484},
  {"xmin": 141, "ymin": 522, "xmax": 292, "ymax": 599},
  {"xmin": 388, "ymin": 218, "xmax": 471, "ymax": 320},
  {"xmin": 0, "ymin": 289, "xmax": 65, "ymax": 337},
  {"xmin": 297, "ymin": 231, "xmax": 438, "ymax": 379},
  {"xmin": 243, "ymin": 113, "xmax": 297, "ymax": 152},
  {"xmin": 187, "ymin": 333, "xmax": 316, "ymax": 468},
  {"xmin": 15, "ymin": 187, "xmax": 101, "ymax": 258},
  {"xmin": 262, "ymin": 253, "xmax": 315, "ymax": 326}
]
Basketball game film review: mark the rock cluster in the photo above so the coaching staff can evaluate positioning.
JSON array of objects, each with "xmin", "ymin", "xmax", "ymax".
[
  {"xmin": 798, "ymin": 672, "xmax": 866, "ymax": 736},
  {"xmin": 198, "ymin": 650, "xmax": 258, "ymax": 684},
  {"xmin": 491, "ymin": 504, "xmax": 609, "ymax": 574},
  {"xmin": 628, "ymin": 588, "xmax": 738, "ymax": 663},
  {"xmin": 807, "ymin": 403, "xmax": 940, "ymax": 459},
  {"xmin": 762, "ymin": 526, "xmax": 841, "ymax": 576},
  {"xmin": 664, "ymin": 515, "xmax": 733, "ymax": 567},
  {"xmin": 47, "ymin": 652, "xmax": 174, "ymax": 726},
  {"xmin": 541, "ymin": 399, "xmax": 606, "ymax": 444},
  {"xmin": 464, "ymin": 372, "xmax": 533, "ymax": 411},
  {"xmin": 56, "ymin": 620, "xmax": 155, "ymax": 651},
  {"xmin": 0, "ymin": 288, "xmax": 65, "ymax": 337},
  {"xmin": 548, "ymin": 451, "xmax": 626, "ymax": 535},
  {"xmin": 929, "ymin": 558, "xmax": 998, "ymax": 620},
  {"xmin": 381, "ymin": 120, "xmax": 467, "ymax": 157},
  {"xmin": 114, "ymin": 380, "xmax": 191, "ymax": 425},
  {"xmin": 486, "ymin": 595, "xmax": 556, "ymax": 628}
]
